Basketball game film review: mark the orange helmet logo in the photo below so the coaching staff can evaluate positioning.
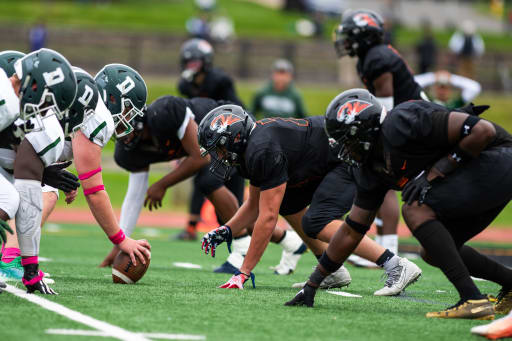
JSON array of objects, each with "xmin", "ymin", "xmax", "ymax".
[
  {"xmin": 353, "ymin": 13, "xmax": 379, "ymax": 28},
  {"xmin": 210, "ymin": 113, "xmax": 243, "ymax": 133},
  {"xmin": 336, "ymin": 100, "xmax": 372, "ymax": 123}
]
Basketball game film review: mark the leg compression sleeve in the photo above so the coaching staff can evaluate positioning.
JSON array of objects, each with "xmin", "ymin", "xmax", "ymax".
[{"xmin": 15, "ymin": 179, "xmax": 43, "ymax": 257}]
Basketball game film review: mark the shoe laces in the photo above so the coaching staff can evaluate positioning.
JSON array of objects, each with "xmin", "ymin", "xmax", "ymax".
[
  {"xmin": 497, "ymin": 287, "xmax": 512, "ymax": 302},
  {"xmin": 383, "ymin": 264, "xmax": 403, "ymax": 288}
]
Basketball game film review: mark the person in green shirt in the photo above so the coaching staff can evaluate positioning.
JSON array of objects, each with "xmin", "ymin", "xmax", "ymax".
[{"xmin": 251, "ymin": 59, "xmax": 306, "ymax": 119}]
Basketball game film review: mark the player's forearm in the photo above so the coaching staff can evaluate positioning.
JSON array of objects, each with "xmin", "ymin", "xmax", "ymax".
[
  {"xmin": 157, "ymin": 157, "xmax": 207, "ymax": 189},
  {"xmin": 85, "ymin": 190, "xmax": 120, "ymax": 237},
  {"xmin": 225, "ymin": 199, "xmax": 258, "ymax": 234},
  {"xmin": 239, "ymin": 213, "xmax": 277, "ymax": 274}
]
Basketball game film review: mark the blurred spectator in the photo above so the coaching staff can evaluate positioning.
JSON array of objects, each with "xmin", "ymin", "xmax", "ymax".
[
  {"xmin": 415, "ymin": 19, "xmax": 437, "ymax": 74},
  {"xmin": 29, "ymin": 21, "xmax": 47, "ymax": 52},
  {"xmin": 448, "ymin": 20, "xmax": 485, "ymax": 78},
  {"xmin": 251, "ymin": 59, "xmax": 306, "ymax": 118},
  {"xmin": 283, "ymin": 0, "xmax": 309, "ymax": 12},
  {"xmin": 415, "ymin": 70, "xmax": 481, "ymax": 109},
  {"xmin": 186, "ymin": 13, "xmax": 211, "ymax": 41}
]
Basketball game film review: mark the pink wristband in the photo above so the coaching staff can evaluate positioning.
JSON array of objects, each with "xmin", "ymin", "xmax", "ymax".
[
  {"xmin": 84, "ymin": 185, "xmax": 105, "ymax": 196},
  {"xmin": 109, "ymin": 229, "xmax": 126, "ymax": 245},
  {"xmin": 79, "ymin": 167, "xmax": 102, "ymax": 180}
]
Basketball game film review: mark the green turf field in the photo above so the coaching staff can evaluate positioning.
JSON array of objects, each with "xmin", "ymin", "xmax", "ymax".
[{"xmin": 0, "ymin": 223, "xmax": 504, "ymax": 341}]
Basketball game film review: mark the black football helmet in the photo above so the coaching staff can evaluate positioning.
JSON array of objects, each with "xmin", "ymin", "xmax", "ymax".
[
  {"xmin": 198, "ymin": 104, "xmax": 254, "ymax": 180},
  {"xmin": 325, "ymin": 88, "xmax": 386, "ymax": 167},
  {"xmin": 180, "ymin": 38, "xmax": 214, "ymax": 82},
  {"xmin": 333, "ymin": 9, "xmax": 384, "ymax": 57}
]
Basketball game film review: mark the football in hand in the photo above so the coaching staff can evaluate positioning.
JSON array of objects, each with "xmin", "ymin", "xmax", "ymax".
[{"xmin": 112, "ymin": 251, "xmax": 150, "ymax": 284}]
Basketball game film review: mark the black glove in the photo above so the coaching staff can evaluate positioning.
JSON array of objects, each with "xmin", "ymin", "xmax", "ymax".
[
  {"xmin": 457, "ymin": 103, "xmax": 490, "ymax": 117},
  {"xmin": 201, "ymin": 225, "xmax": 232, "ymax": 257},
  {"xmin": 22, "ymin": 264, "xmax": 57, "ymax": 295},
  {"xmin": 42, "ymin": 161, "xmax": 80, "ymax": 193},
  {"xmin": 0, "ymin": 219, "xmax": 13, "ymax": 245},
  {"xmin": 284, "ymin": 283, "xmax": 317, "ymax": 308},
  {"xmin": 402, "ymin": 171, "xmax": 433, "ymax": 205}
]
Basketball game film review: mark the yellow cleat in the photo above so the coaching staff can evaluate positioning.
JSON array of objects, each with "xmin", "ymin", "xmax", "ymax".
[
  {"xmin": 495, "ymin": 288, "xmax": 512, "ymax": 315},
  {"xmin": 426, "ymin": 298, "xmax": 495, "ymax": 320}
]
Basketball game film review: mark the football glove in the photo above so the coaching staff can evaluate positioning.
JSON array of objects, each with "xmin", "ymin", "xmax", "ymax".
[
  {"xmin": 0, "ymin": 219, "xmax": 13, "ymax": 245},
  {"xmin": 402, "ymin": 171, "xmax": 433, "ymax": 205},
  {"xmin": 284, "ymin": 283, "xmax": 317, "ymax": 307},
  {"xmin": 23, "ymin": 265, "xmax": 57, "ymax": 295},
  {"xmin": 218, "ymin": 270, "xmax": 256, "ymax": 289},
  {"xmin": 42, "ymin": 161, "xmax": 80, "ymax": 193},
  {"xmin": 201, "ymin": 225, "xmax": 232, "ymax": 257},
  {"xmin": 457, "ymin": 103, "xmax": 490, "ymax": 117}
]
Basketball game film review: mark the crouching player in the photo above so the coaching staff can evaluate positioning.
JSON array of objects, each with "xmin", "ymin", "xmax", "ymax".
[
  {"xmin": 198, "ymin": 105, "xmax": 420, "ymax": 293},
  {"xmin": 286, "ymin": 89, "xmax": 512, "ymax": 320}
]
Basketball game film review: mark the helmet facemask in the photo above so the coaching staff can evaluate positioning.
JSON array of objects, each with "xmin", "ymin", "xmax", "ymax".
[
  {"xmin": 20, "ymin": 86, "xmax": 64, "ymax": 133},
  {"xmin": 112, "ymin": 97, "xmax": 146, "ymax": 138},
  {"xmin": 181, "ymin": 59, "xmax": 204, "ymax": 82},
  {"xmin": 333, "ymin": 25, "xmax": 358, "ymax": 58}
]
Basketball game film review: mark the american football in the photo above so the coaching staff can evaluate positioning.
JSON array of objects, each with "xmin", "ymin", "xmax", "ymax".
[
  {"xmin": 2, "ymin": 0, "xmax": 512, "ymax": 340},
  {"xmin": 112, "ymin": 251, "xmax": 150, "ymax": 284}
]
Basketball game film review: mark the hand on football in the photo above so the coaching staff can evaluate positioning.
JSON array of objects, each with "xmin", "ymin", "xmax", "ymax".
[
  {"xmin": 118, "ymin": 237, "xmax": 151, "ymax": 266},
  {"xmin": 201, "ymin": 225, "xmax": 232, "ymax": 257},
  {"xmin": 144, "ymin": 182, "xmax": 166, "ymax": 211}
]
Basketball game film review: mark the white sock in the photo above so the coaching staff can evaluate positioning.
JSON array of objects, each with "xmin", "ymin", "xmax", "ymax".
[
  {"xmin": 381, "ymin": 234, "xmax": 399, "ymax": 255},
  {"xmin": 226, "ymin": 235, "xmax": 251, "ymax": 268},
  {"xmin": 278, "ymin": 230, "xmax": 303, "ymax": 253}
]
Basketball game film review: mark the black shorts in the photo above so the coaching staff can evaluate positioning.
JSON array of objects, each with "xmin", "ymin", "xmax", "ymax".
[
  {"xmin": 194, "ymin": 166, "xmax": 244, "ymax": 204},
  {"xmin": 424, "ymin": 147, "xmax": 512, "ymax": 244},
  {"xmin": 279, "ymin": 164, "xmax": 355, "ymax": 238},
  {"xmin": 114, "ymin": 141, "xmax": 172, "ymax": 172}
]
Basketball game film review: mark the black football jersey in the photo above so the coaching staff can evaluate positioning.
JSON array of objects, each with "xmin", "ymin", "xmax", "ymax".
[
  {"xmin": 114, "ymin": 96, "xmax": 219, "ymax": 171},
  {"xmin": 351, "ymin": 100, "xmax": 512, "ymax": 210},
  {"xmin": 357, "ymin": 44, "xmax": 423, "ymax": 105},
  {"xmin": 178, "ymin": 67, "xmax": 244, "ymax": 107},
  {"xmin": 237, "ymin": 116, "xmax": 340, "ymax": 191}
]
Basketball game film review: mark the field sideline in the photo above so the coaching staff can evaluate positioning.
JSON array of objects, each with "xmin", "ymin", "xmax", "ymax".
[{"xmin": 0, "ymin": 223, "xmax": 505, "ymax": 341}]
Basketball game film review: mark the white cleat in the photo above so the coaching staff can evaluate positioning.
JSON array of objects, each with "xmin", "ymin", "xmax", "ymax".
[
  {"xmin": 471, "ymin": 313, "xmax": 512, "ymax": 339},
  {"xmin": 347, "ymin": 254, "xmax": 379, "ymax": 268},
  {"xmin": 292, "ymin": 265, "xmax": 352, "ymax": 289},
  {"xmin": 271, "ymin": 243, "xmax": 307, "ymax": 275},
  {"xmin": 374, "ymin": 258, "xmax": 422, "ymax": 296}
]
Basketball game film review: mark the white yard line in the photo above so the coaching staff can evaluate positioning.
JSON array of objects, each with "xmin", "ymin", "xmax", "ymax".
[
  {"xmin": 46, "ymin": 329, "xmax": 206, "ymax": 340},
  {"xmin": 4, "ymin": 284, "xmax": 150, "ymax": 341}
]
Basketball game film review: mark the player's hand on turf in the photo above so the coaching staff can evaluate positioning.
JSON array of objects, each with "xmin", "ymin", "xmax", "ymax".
[
  {"xmin": 402, "ymin": 170, "xmax": 434, "ymax": 205},
  {"xmin": 219, "ymin": 270, "xmax": 255, "ymax": 289},
  {"xmin": 0, "ymin": 220, "xmax": 13, "ymax": 244},
  {"xmin": 64, "ymin": 189, "xmax": 78, "ymax": 205},
  {"xmin": 23, "ymin": 270, "xmax": 57, "ymax": 295},
  {"xmin": 201, "ymin": 225, "xmax": 232, "ymax": 257},
  {"xmin": 42, "ymin": 161, "xmax": 80, "ymax": 193},
  {"xmin": 284, "ymin": 284, "xmax": 317, "ymax": 307},
  {"xmin": 144, "ymin": 182, "xmax": 166, "ymax": 211},
  {"xmin": 119, "ymin": 237, "xmax": 151, "ymax": 266}
]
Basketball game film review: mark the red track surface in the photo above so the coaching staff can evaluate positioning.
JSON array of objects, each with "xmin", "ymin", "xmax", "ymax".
[{"xmin": 48, "ymin": 207, "xmax": 512, "ymax": 243}]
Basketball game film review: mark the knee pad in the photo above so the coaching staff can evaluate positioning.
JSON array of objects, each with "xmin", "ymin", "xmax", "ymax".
[
  {"xmin": 0, "ymin": 179, "xmax": 20, "ymax": 219},
  {"xmin": 14, "ymin": 179, "xmax": 43, "ymax": 257}
]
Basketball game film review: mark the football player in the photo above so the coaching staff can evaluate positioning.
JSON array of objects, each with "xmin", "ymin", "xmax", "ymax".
[
  {"xmin": 177, "ymin": 38, "xmax": 244, "ymax": 246},
  {"xmin": 0, "ymin": 48, "xmax": 78, "ymax": 294},
  {"xmin": 198, "ymin": 105, "xmax": 421, "ymax": 293},
  {"xmin": 333, "ymin": 9, "xmax": 428, "ymax": 263},
  {"xmin": 286, "ymin": 89, "xmax": 512, "ymax": 320},
  {"xmin": 101, "ymin": 94, "xmax": 304, "ymax": 273}
]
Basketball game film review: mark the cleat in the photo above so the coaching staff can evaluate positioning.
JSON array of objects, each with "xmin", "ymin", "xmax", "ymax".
[
  {"xmin": 271, "ymin": 243, "xmax": 307, "ymax": 275},
  {"xmin": 347, "ymin": 254, "xmax": 379, "ymax": 269},
  {"xmin": 374, "ymin": 257, "xmax": 421, "ymax": 296},
  {"xmin": 213, "ymin": 261, "xmax": 239, "ymax": 274},
  {"xmin": 471, "ymin": 312, "xmax": 512, "ymax": 339},
  {"xmin": 292, "ymin": 265, "xmax": 351, "ymax": 289},
  {"xmin": 0, "ymin": 256, "xmax": 23, "ymax": 281},
  {"xmin": 495, "ymin": 287, "xmax": 512, "ymax": 315},
  {"xmin": 173, "ymin": 228, "xmax": 197, "ymax": 241},
  {"xmin": 427, "ymin": 298, "xmax": 495, "ymax": 320}
]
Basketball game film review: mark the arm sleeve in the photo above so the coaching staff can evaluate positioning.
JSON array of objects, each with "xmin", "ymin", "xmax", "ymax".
[
  {"xmin": 120, "ymin": 171, "xmax": 149, "ymax": 237},
  {"xmin": 248, "ymin": 150, "xmax": 289, "ymax": 190},
  {"xmin": 177, "ymin": 107, "xmax": 195, "ymax": 140}
]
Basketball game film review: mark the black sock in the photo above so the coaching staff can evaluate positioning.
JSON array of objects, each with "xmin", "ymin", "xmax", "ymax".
[
  {"xmin": 460, "ymin": 245, "xmax": 512, "ymax": 289},
  {"xmin": 376, "ymin": 249, "xmax": 395, "ymax": 267},
  {"xmin": 275, "ymin": 230, "xmax": 287, "ymax": 244},
  {"xmin": 315, "ymin": 254, "xmax": 321, "ymax": 260},
  {"xmin": 413, "ymin": 220, "xmax": 483, "ymax": 301}
]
